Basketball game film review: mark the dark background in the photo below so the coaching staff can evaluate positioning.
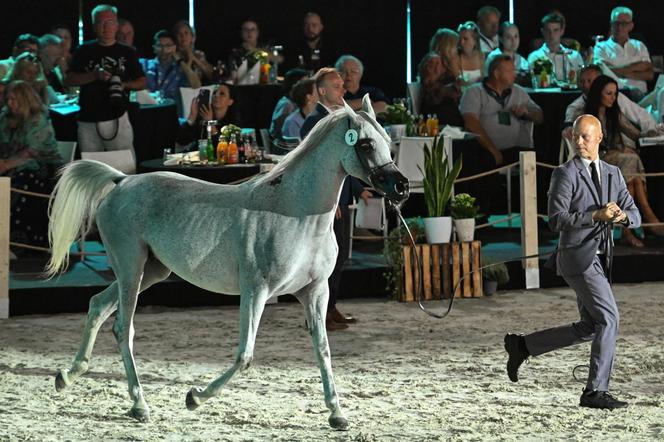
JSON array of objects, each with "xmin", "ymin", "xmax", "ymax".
[{"xmin": 2, "ymin": 1, "xmax": 663, "ymax": 99}]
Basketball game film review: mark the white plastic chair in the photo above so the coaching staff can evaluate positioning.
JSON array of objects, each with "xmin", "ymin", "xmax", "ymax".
[
  {"xmin": 179, "ymin": 86, "xmax": 216, "ymax": 120},
  {"xmin": 80, "ymin": 150, "xmax": 136, "ymax": 174},
  {"xmin": 348, "ymin": 196, "xmax": 388, "ymax": 259},
  {"xmin": 559, "ymin": 134, "xmax": 574, "ymax": 164},
  {"xmin": 56, "ymin": 141, "xmax": 77, "ymax": 163}
]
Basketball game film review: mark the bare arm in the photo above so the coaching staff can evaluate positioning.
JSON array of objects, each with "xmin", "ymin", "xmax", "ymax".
[
  {"xmin": 462, "ymin": 113, "xmax": 503, "ymax": 165},
  {"xmin": 64, "ymin": 69, "xmax": 105, "ymax": 87},
  {"xmin": 611, "ymin": 61, "xmax": 654, "ymax": 82},
  {"xmin": 179, "ymin": 59, "xmax": 201, "ymax": 89}
]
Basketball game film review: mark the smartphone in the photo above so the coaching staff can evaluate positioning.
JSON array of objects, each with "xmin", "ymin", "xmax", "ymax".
[{"xmin": 197, "ymin": 89, "xmax": 211, "ymax": 114}]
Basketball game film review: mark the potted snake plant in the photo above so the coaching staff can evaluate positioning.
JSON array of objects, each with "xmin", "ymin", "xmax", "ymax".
[{"xmin": 418, "ymin": 135, "xmax": 462, "ymax": 244}]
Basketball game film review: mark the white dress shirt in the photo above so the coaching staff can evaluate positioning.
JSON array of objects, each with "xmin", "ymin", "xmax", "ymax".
[
  {"xmin": 593, "ymin": 38, "xmax": 651, "ymax": 93},
  {"xmin": 565, "ymin": 92, "xmax": 657, "ymax": 133}
]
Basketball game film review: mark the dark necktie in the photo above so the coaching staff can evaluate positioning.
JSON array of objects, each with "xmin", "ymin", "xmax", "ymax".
[{"xmin": 590, "ymin": 162, "xmax": 602, "ymax": 203}]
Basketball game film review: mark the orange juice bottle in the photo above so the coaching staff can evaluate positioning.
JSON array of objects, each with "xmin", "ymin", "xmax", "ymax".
[
  {"xmin": 227, "ymin": 135, "xmax": 239, "ymax": 164},
  {"xmin": 216, "ymin": 137, "xmax": 228, "ymax": 165},
  {"xmin": 426, "ymin": 114, "xmax": 436, "ymax": 136},
  {"xmin": 430, "ymin": 114, "xmax": 440, "ymax": 136}
]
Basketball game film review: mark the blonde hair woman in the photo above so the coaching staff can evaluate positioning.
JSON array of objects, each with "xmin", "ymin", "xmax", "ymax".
[
  {"xmin": 3, "ymin": 52, "xmax": 57, "ymax": 105},
  {"xmin": 457, "ymin": 21, "xmax": 484, "ymax": 85},
  {"xmin": 428, "ymin": 28, "xmax": 461, "ymax": 79}
]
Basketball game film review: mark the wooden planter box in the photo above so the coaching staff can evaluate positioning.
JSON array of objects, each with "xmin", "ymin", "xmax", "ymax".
[{"xmin": 400, "ymin": 241, "xmax": 482, "ymax": 302}]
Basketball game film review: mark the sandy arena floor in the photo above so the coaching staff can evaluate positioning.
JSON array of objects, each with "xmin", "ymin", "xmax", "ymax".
[{"xmin": 1, "ymin": 282, "xmax": 663, "ymax": 441}]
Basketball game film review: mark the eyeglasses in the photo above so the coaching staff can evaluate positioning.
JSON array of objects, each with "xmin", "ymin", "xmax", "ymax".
[{"xmin": 611, "ymin": 20, "xmax": 632, "ymax": 27}]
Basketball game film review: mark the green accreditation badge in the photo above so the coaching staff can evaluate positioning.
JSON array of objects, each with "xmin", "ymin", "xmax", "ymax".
[{"xmin": 498, "ymin": 111, "xmax": 511, "ymax": 126}]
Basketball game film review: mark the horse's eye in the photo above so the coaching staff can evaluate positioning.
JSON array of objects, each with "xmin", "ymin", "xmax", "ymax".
[{"xmin": 358, "ymin": 138, "xmax": 375, "ymax": 151}]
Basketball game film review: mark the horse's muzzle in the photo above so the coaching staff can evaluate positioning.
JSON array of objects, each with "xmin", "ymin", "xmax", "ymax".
[{"xmin": 369, "ymin": 163, "xmax": 410, "ymax": 205}]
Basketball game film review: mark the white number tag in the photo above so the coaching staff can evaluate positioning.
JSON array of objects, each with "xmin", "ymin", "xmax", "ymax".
[{"xmin": 345, "ymin": 129, "xmax": 358, "ymax": 146}]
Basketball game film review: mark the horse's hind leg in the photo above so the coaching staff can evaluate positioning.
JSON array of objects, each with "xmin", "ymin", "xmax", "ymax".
[
  {"xmin": 186, "ymin": 286, "xmax": 268, "ymax": 410},
  {"xmin": 296, "ymin": 280, "xmax": 348, "ymax": 431}
]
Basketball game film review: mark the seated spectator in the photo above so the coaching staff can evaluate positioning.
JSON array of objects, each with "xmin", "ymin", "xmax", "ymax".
[
  {"xmin": 282, "ymin": 78, "xmax": 318, "ymax": 139},
  {"xmin": 429, "ymin": 28, "xmax": 461, "ymax": 81},
  {"xmin": 38, "ymin": 34, "xmax": 66, "ymax": 94},
  {"xmin": 140, "ymin": 30, "xmax": 200, "ymax": 100},
  {"xmin": 476, "ymin": 6, "xmax": 501, "ymax": 55},
  {"xmin": 335, "ymin": 55, "xmax": 388, "ymax": 114},
  {"xmin": 300, "ymin": 67, "xmax": 344, "ymax": 139},
  {"xmin": 3, "ymin": 52, "xmax": 56, "ymax": 105},
  {"xmin": 228, "ymin": 19, "xmax": 283, "ymax": 70},
  {"xmin": 173, "ymin": 20, "xmax": 214, "ymax": 83},
  {"xmin": 285, "ymin": 12, "xmax": 336, "ymax": 72},
  {"xmin": 417, "ymin": 52, "xmax": 463, "ymax": 127},
  {"xmin": 593, "ymin": 6, "xmax": 653, "ymax": 102},
  {"xmin": 116, "ymin": 18, "xmax": 135, "ymax": 48},
  {"xmin": 177, "ymin": 83, "xmax": 239, "ymax": 148},
  {"xmin": 457, "ymin": 22, "xmax": 484, "ymax": 86},
  {"xmin": 460, "ymin": 55, "xmax": 543, "ymax": 166},
  {"xmin": 527, "ymin": 12, "xmax": 583, "ymax": 85},
  {"xmin": 0, "ymin": 80, "xmax": 62, "ymax": 249},
  {"xmin": 583, "ymin": 75, "xmax": 663, "ymax": 246},
  {"xmin": 0, "ymin": 34, "xmax": 39, "ymax": 79},
  {"xmin": 564, "ymin": 65, "xmax": 656, "ymax": 135},
  {"xmin": 486, "ymin": 22, "xmax": 529, "ymax": 79},
  {"xmin": 50, "ymin": 25, "xmax": 73, "ymax": 73},
  {"xmin": 268, "ymin": 68, "xmax": 308, "ymax": 140}
]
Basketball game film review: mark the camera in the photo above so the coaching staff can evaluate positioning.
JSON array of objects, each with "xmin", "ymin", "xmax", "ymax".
[{"xmin": 109, "ymin": 74, "xmax": 125, "ymax": 109}]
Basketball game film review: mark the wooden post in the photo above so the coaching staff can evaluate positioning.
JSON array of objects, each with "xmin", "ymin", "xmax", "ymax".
[
  {"xmin": 519, "ymin": 151, "xmax": 539, "ymax": 289},
  {"xmin": 0, "ymin": 177, "xmax": 9, "ymax": 318}
]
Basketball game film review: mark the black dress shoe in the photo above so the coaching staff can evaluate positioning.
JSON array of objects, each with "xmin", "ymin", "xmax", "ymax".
[
  {"xmin": 580, "ymin": 390, "xmax": 628, "ymax": 409},
  {"xmin": 504, "ymin": 333, "xmax": 529, "ymax": 382}
]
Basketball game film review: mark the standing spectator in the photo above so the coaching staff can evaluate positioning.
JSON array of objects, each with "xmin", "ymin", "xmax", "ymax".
[
  {"xmin": 527, "ymin": 12, "xmax": 583, "ymax": 85},
  {"xmin": 593, "ymin": 6, "xmax": 653, "ymax": 101},
  {"xmin": 418, "ymin": 52, "xmax": 463, "ymax": 127},
  {"xmin": 281, "ymin": 78, "xmax": 318, "ymax": 139},
  {"xmin": 173, "ymin": 20, "xmax": 214, "ymax": 83},
  {"xmin": 486, "ymin": 22, "xmax": 529, "ymax": 77},
  {"xmin": 0, "ymin": 80, "xmax": 62, "ymax": 249},
  {"xmin": 38, "ymin": 34, "xmax": 66, "ymax": 94},
  {"xmin": 65, "ymin": 4, "xmax": 146, "ymax": 153},
  {"xmin": 0, "ymin": 34, "xmax": 39, "ymax": 79},
  {"xmin": 476, "ymin": 6, "xmax": 501, "ymax": 55},
  {"xmin": 116, "ymin": 18, "xmax": 135, "ymax": 48},
  {"xmin": 286, "ymin": 12, "xmax": 336, "ymax": 72},
  {"xmin": 268, "ymin": 68, "xmax": 308, "ymax": 140},
  {"xmin": 457, "ymin": 22, "xmax": 484, "ymax": 86},
  {"xmin": 140, "ymin": 30, "xmax": 200, "ymax": 100},
  {"xmin": 4, "ymin": 52, "xmax": 56, "ymax": 105},
  {"xmin": 336, "ymin": 55, "xmax": 388, "ymax": 114}
]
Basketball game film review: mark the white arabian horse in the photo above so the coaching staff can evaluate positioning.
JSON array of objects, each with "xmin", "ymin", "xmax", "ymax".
[{"xmin": 46, "ymin": 96, "xmax": 409, "ymax": 430}]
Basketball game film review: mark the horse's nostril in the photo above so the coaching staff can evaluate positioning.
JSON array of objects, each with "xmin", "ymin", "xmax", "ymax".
[{"xmin": 395, "ymin": 182, "xmax": 407, "ymax": 195}]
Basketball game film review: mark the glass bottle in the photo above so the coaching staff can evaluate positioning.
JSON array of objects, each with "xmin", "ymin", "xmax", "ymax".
[
  {"xmin": 216, "ymin": 136, "xmax": 228, "ymax": 165},
  {"xmin": 238, "ymin": 136, "xmax": 246, "ymax": 164},
  {"xmin": 227, "ymin": 135, "xmax": 239, "ymax": 164}
]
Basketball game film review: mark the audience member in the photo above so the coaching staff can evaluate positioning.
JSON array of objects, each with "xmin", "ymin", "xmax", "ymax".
[
  {"xmin": 65, "ymin": 4, "xmax": 146, "ymax": 153},
  {"xmin": 177, "ymin": 83, "xmax": 238, "ymax": 148},
  {"xmin": 417, "ymin": 52, "xmax": 463, "ymax": 127},
  {"xmin": 486, "ymin": 22, "xmax": 529, "ymax": 78},
  {"xmin": 476, "ymin": 6, "xmax": 501, "ymax": 55},
  {"xmin": 116, "ymin": 18, "xmax": 135, "ymax": 48},
  {"xmin": 0, "ymin": 80, "xmax": 62, "ymax": 249},
  {"xmin": 460, "ymin": 55, "xmax": 543, "ymax": 166},
  {"xmin": 300, "ymin": 67, "xmax": 370, "ymax": 331},
  {"xmin": 335, "ymin": 55, "xmax": 388, "ymax": 114},
  {"xmin": 281, "ymin": 78, "xmax": 317, "ymax": 139},
  {"xmin": 140, "ymin": 30, "xmax": 200, "ymax": 100},
  {"xmin": 229, "ymin": 19, "xmax": 283, "ymax": 71},
  {"xmin": 593, "ymin": 6, "xmax": 653, "ymax": 101},
  {"xmin": 3, "ymin": 52, "xmax": 55, "ymax": 105},
  {"xmin": 457, "ymin": 22, "xmax": 484, "ymax": 86},
  {"xmin": 51, "ymin": 25, "xmax": 73, "ymax": 73},
  {"xmin": 527, "ymin": 12, "xmax": 583, "ymax": 85},
  {"xmin": 429, "ymin": 28, "xmax": 461, "ymax": 81},
  {"xmin": 286, "ymin": 12, "xmax": 335, "ymax": 72},
  {"xmin": 268, "ymin": 68, "xmax": 308, "ymax": 140},
  {"xmin": 38, "ymin": 34, "xmax": 66, "ymax": 94},
  {"xmin": 173, "ymin": 20, "xmax": 214, "ymax": 83},
  {"xmin": 0, "ymin": 34, "xmax": 39, "ymax": 79},
  {"xmin": 564, "ymin": 65, "xmax": 656, "ymax": 134},
  {"xmin": 583, "ymin": 75, "xmax": 663, "ymax": 246}
]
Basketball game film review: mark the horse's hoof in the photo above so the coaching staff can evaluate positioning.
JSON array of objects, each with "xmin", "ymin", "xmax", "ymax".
[
  {"xmin": 329, "ymin": 414, "xmax": 349, "ymax": 431},
  {"xmin": 127, "ymin": 406, "xmax": 150, "ymax": 423},
  {"xmin": 186, "ymin": 388, "xmax": 201, "ymax": 411},
  {"xmin": 55, "ymin": 371, "xmax": 68, "ymax": 392}
]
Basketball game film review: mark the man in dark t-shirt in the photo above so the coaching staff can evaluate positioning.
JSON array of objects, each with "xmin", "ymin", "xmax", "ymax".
[
  {"xmin": 334, "ymin": 55, "xmax": 389, "ymax": 114},
  {"xmin": 65, "ymin": 4, "xmax": 146, "ymax": 153},
  {"xmin": 285, "ymin": 12, "xmax": 337, "ymax": 73}
]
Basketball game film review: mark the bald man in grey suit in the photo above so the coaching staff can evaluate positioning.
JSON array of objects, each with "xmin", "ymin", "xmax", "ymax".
[{"xmin": 504, "ymin": 115, "xmax": 640, "ymax": 409}]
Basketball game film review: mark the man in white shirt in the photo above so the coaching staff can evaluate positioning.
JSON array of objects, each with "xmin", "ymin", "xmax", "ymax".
[
  {"xmin": 563, "ymin": 65, "xmax": 657, "ymax": 138},
  {"xmin": 527, "ymin": 12, "xmax": 583, "ymax": 84},
  {"xmin": 593, "ymin": 6, "xmax": 653, "ymax": 101},
  {"xmin": 476, "ymin": 6, "xmax": 501, "ymax": 56}
]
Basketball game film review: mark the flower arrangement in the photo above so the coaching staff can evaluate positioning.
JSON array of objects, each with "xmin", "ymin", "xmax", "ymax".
[
  {"xmin": 246, "ymin": 49, "xmax": 269, "ymax": 69},
  {"xmin": 531, "ymin": 56, "xmax": 553, "ymax": 75},
  {"xmin": 379, "ymin": 102, "xmax": 414, "ymax": 125},
  {"xmin": 220, "ymin": 124, "xmax": 242, "ymax": 140},
  {"xmin": 450, "ymin": 193, "xmax": 480, "ymax": 219}
]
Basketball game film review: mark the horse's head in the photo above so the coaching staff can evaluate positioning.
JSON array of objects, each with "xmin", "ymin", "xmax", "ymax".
[{"xmin": 339, "ymin": 95, "xmax": 409, "ymax": 206}]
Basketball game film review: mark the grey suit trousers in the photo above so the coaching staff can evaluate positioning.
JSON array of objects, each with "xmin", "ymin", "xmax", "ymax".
[{"xmin": 524, "ymin": 256, "xmax": 619, "ymax": 391}]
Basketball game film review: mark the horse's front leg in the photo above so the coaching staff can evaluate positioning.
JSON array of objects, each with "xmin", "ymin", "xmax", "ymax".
[
  {"xmin": 186, "ymin": 285, "xmax": 268, "ymax": 410},
  {"xmin": 296, "ymin": 279, "xmax": 348, "ymax": 431}
]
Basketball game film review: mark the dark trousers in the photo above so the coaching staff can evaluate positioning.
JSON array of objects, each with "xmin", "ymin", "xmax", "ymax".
[{"xmin": 328, "ymin": 210, "xmax": 350, "ymax": 312}]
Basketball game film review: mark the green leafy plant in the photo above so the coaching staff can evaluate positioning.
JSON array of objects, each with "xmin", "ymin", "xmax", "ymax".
[
  {"xmin": 378, "ymin": 102, "xmax": 414, "ymax": 125},
  {"xmin": 450, "ymin": 193, "xmax": 480, "ymax": 219},
  {"xmin": 418, "ymin": 135, "xmax": 462, "ymax": 218},
  {"xmin": 481, "ymin": 258, "xmax": 510, "ymax": 285},
  {"xmin": 531, "ymin": 57, "xmax": 553, "ymax": 75},
  {"xmin": 383, "ymin": 218, "xmax": 426, "ymax": 298},
  {"xmin": 246, "ymin": 49, "xmax": 269, "ymax": 69}
]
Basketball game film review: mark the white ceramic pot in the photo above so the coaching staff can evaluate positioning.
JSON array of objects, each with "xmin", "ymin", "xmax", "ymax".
[
  {"xmin": 423, "ymin": 216, "xmax": 452, "ymax": 244},
  {"xmin": 454, "ymin": 218, "xmax": 475, "ymax": 242},
  {"xmin": 389, "ymin": 124, "xmax": 407, "ymax": 142}
]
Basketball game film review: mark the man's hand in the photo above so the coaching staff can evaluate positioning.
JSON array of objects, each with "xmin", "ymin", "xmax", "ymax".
[
  {"xmin": 94, "ymin": 68, "xmax": 111, "ymax": 82},
  {"xmin": 510, "ymin": 104, "xmax": 529, "ymax": 119},
  {"xmin": 335, "ymin": 206, "xmax": 342, "ymax": 220},
  {"xmin": 359, "ymin": 190, "xmax": 372, "ymax": 205},
  {"xmin": 593, "ymin": 202, "xmax": 627, "ymax": 223}
]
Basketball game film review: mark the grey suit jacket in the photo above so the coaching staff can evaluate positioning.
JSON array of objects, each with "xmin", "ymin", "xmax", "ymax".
[{"xmin": 546, "ymin": 156, "xmax": 640, "ymax": 276}]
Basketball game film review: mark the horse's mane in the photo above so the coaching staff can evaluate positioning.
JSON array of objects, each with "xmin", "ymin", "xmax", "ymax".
[{"xmin": 254, "ymin": 109, "xmax": 355, "ymax": 186}]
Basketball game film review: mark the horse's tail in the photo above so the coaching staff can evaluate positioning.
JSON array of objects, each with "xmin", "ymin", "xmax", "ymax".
[{"xmin": 45, "ymin": 160, "xmax": 126, "ymax": 277}]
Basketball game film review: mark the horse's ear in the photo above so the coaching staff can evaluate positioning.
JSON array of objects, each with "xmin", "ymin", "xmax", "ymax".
[
  {"xmin": 342, "ymin": 99, "xmax": 357, "ymax": 119},
  {"xmin": 361, "ymin": 94, "xmax": 376, "ymax": 120}
]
